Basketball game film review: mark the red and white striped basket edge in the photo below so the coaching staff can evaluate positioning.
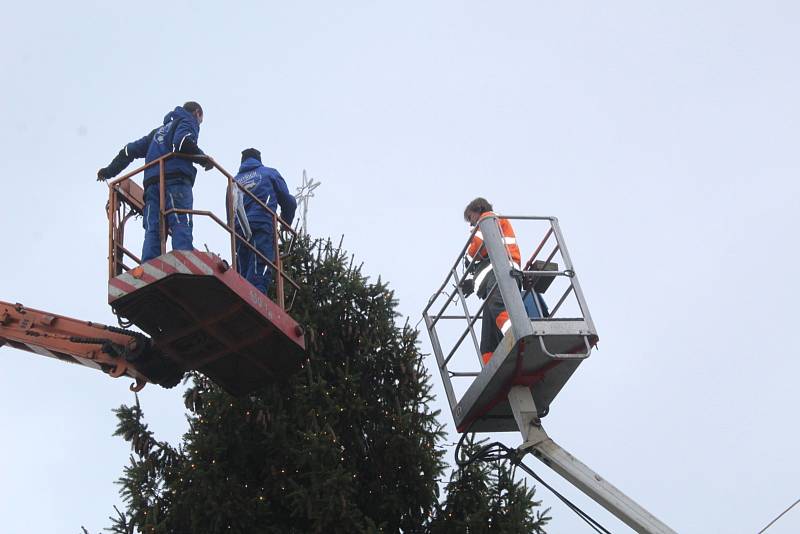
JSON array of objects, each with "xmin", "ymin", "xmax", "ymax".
[{"xmin": 108, "ymin": 250, "xmax": 219, "ymax": 302}]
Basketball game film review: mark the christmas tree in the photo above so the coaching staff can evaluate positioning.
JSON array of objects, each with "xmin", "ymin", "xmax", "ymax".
[{"xmin": 106, "ymin": 237, "xmax": 549, "ymax": 533}]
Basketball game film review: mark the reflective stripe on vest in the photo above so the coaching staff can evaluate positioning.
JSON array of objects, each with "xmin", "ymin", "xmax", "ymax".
[
  {"xmin": 474, "ymin": 263, "xmax": 493, "ymax": 291},
  {"xmin": 467, "ymin": 212, "xmax": 520, "ymax": 265},
  {"xmin": 496, "ymin": 311, "xmax": 511, "ymax": 335}
]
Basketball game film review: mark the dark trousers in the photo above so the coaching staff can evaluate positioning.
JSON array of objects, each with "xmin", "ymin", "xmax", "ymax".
[
  {"xmin": 480, "ymin": 283, "xmax": 540, "ymax": 364},
  {"xmin": 480, "ymin": 288, "xmax": 507, "ymax": 364}
]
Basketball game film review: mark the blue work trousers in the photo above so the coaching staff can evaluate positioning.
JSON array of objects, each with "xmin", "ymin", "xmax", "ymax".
[
  {"xmin": 236, "ymin": 223, "xmax": 275, "ymax": 295},
  {"xmin": 142, "ymin": 180, "xmax": 193, "ymax": 262}
]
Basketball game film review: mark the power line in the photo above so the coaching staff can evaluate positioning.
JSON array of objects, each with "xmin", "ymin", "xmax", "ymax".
[{"xmin": 758, "ymin": 497, "xmax": 800, "ymax": 533}]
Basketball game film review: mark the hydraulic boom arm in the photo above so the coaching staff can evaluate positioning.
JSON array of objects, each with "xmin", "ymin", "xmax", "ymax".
[{"xmin": 0, "ymin": 301, "xmax": 182, "ymax": 391}]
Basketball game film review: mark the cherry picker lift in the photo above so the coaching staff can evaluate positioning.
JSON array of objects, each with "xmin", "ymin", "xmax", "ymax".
[
  {"xmin": 0, "ymin": 153, "xmax": 305, "ymax": 395},
  {"xmin": 422, "ymin": 214, "xmax": 676, "ymax": 533}
]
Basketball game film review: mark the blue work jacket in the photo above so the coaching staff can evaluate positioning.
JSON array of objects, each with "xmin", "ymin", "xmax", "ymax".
[
  {"xmin": 125, "ymin": 106, "xmax": 204, "ymax": 186},
  {"xmin": 234, "ymin": 158, "xmax": 297, "ymax": 227}
]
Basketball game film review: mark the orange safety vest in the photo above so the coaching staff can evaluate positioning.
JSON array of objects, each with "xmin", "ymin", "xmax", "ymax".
[
  {"xmin": 467, "ymin": 212, "xmax": 521, "ymax": 292},
  {"xmin": 467, "ymin": 212, "xmax": 520, "ymax": 364}
]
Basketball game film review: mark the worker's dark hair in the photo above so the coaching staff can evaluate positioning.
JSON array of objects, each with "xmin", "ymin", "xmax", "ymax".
[
  {"xmin": 464, "ymin": 197, "xmax": 493, "ymax": 221},
  {"xmin": 183, "ymin": 101, "xmax": 203, "ymax": 115}
]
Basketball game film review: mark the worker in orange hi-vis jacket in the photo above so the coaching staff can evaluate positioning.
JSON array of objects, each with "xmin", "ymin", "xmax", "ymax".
[{"xmin": 460, "ymin": 197, "xmax": 521, "ymax": 365}]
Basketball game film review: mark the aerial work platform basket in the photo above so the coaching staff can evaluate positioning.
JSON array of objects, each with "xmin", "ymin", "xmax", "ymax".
[
  {"xmin": 422, "ymin": 215, "xmax": 678, "ymax": 533},
  {"xmin": 109, "ymin": 250, "xmax": 305, "ymax": 395},
  {"xmin": 422, "ymin": 215, "xmax": 598, "ymax": 433},
  {"xmin": 105, "ymin": 153, "xmax": 306, "ymax": 395}
]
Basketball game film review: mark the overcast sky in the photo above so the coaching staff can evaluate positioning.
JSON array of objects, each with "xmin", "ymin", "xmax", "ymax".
[{"xmin": 1, "ymin": 1, "xmax": 799, "ymax": 532}]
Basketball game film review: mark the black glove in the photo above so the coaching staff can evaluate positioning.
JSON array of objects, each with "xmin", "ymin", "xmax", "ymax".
[
  {"xmin": 459, "ymin": 278, "xmax": 474, "ymax": 296},
  {"xmin": 198, "ymin": 155, "xmax": 214, "ymax": 171},
  {"xmin": 97, "ymin": 168, "xmax": 109, "ymax": 181}
]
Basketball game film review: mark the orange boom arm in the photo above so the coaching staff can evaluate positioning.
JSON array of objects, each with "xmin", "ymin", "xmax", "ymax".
[{"xmin": 0, "ymin": 301, "xmax": 182, "ymax": 391}]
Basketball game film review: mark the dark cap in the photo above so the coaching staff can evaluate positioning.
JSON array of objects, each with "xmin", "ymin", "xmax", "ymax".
[{"xmin": 241, "ymin": 148, "xmax": 261, "ymax": 163}]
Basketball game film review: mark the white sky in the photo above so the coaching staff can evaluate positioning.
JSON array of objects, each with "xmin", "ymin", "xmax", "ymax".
[{"xmin": 1, "ymin": 1, "xmax": 799, "ymax": 532}]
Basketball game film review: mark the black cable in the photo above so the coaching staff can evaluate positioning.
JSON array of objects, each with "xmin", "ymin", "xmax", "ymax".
[
  {"xmin": 102, "ymin": 323, "xmax": 149, "ymax": 344},
  {"xmin": 454, "ymin": 429, "xmax": 472, "ymax": 467},
  {"xmin": 71, "ymin": 323, "xmax": 152, "ymax": 362},
  {"xmin": 514, "ymin": 456, "xmax": 612, "ymax": 534},
  {"xmin": 69, "ymin": 336, "xmax": 115, "ymax": 346},
  {"xmin": 455, "ymin": 437, "xmax": 612, "ymax": 534}
]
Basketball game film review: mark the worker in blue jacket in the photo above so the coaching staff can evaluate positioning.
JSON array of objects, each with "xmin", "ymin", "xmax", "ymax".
[
  {"xmin": 97, "ymin": 102, "xmax": 213, "ymax": 262},
  {"xmin": 233, "ymin": 148, "xmax": 297, "ymax": 294}
]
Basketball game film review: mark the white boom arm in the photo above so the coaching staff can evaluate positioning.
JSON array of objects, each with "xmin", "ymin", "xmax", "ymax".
[{"xmin": 508, "ymin": 386, "xmax": 677, "ymax": 534}]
